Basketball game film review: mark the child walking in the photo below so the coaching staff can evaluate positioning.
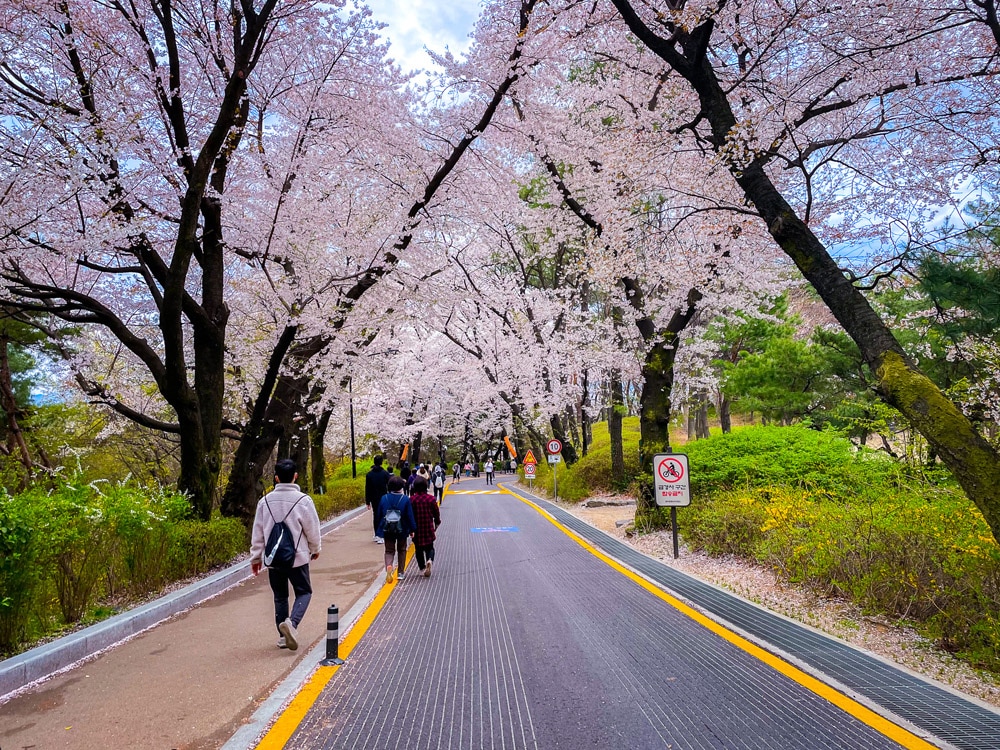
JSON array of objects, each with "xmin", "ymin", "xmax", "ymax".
[
  {"xmin": 409, "ymin": 477, "xmax": 441, "ymax": 578},
  {"xmin": 377, "ymin": 475, "xmax": 416, "ymax": 583}
]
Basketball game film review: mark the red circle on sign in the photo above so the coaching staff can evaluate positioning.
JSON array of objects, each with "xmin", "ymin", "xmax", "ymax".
[
  {"xmin": 657, "ymin": 458, "xmax": 685, "ymax": 483},
  {"xmin": 546, "ymin": 439, "xmax": 562, "ymax": 454}
]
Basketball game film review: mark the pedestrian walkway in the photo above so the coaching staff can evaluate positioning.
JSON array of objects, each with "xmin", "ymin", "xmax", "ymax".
[
  {"xmin": 251, "ymin": 479, "xmax": 996, "ymax": 750},
  {"xmin": 0, "ymin": 507, "xmax": 383, "ymax": 750}
]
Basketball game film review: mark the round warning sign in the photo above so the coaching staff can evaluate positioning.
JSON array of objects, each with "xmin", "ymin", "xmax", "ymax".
[
  {"xmin": 657, "ymin": 457, "xmax": 685, "ymax": 483},
  {"xmin": 524, "ymin": 464, "xmax": 536, "ymax": 478},
  {"xmin": 545, "ymin": 439, "xmax": 562, "ymax": 455}
]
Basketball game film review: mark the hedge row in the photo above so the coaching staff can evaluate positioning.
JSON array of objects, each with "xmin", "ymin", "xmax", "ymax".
[{"xmin": 0, "ymin": 466, "xmax": 367, "ymax": 656}]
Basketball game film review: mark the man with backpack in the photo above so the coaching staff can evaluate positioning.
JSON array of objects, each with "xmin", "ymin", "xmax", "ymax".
[
  {"xmin": 431, "ymin": 464, "xmax": 445, "ymax": 504},
  {"xmin": 250, "ymin": 458, "xmax": 322, "ymax": 651},
  {"xmin": 365, "ymin": 455, "xmax": 391, "ymax": 544}
]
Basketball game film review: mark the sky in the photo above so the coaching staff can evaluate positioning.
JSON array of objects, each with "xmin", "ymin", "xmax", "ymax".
[{"xmin": 363, "ymin": 0, "xmax": 482, "ymax": 73}]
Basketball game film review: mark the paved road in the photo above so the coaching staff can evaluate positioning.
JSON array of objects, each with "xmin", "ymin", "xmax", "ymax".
[{"xmin": 271, "ymin": 480, "xmax": 925, "ymax": 750}]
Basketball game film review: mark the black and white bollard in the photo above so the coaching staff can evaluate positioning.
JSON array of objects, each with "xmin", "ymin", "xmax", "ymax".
[{"xmin": 320, "ymin": 604, "xmax": 345, "ymax": 666}]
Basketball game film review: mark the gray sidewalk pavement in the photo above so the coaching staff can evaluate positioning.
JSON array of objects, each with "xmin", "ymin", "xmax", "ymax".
[
  {"xmin": 0, "ymin": 504, "xmax": 384, "ymax": 750},
  {"xmin": 277, "ymin": 480, "xmax": 936, "ymax": 750}
]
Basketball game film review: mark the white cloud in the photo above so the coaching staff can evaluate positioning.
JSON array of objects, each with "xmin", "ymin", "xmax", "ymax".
[{"xmin": 364, "ymin": 0, "xmax": 482, "ymax": 73}]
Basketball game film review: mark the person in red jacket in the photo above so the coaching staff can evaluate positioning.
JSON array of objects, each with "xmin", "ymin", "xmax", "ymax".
[{"xmin": 409, "ymin": 476, "xmax": 441, "ymax": 577}]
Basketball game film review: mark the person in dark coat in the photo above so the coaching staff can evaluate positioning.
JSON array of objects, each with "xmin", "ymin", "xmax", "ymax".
[
  {"xmin": 365, "ymin": 456, "xmax": 391, "ymax": 544},
  {"xmin": 377, "ymin": 475, "xmax": 416, "ymax": 583},
  {"xmin": 409, "ymin": 476, "xmax": 441, "ymax": 577}
]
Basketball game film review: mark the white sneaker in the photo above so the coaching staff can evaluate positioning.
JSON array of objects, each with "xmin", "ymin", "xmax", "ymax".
[
  {"xmin": 277, "ymin": 636, "xmax": 288, "ymax": 649},
  {"xmin": 278, "ymin": 618, "xmax": 298, "ymax": 651},
  {"xmin": 424, "ymin": 561, "xmax": 432, "ymax": 578},
  {"xmin": 375, "ymin": 537, "xmax": 384, "ymax": 544}
]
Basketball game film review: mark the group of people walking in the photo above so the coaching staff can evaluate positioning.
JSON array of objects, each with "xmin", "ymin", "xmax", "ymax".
[
  {"xmin": 451, "ymin": 457, "xmax": 517, "ymax": 483},
  {"xmin": 365, "ymin": 456, "xmax": 443, "ymax": 582},
  {"xmin": 247, "ymin": 450, "xmax": 513, "ymax": 652}
]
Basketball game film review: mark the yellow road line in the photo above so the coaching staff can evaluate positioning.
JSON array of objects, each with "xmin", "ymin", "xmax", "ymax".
[
  {"xmin": 253, "ymin": 545, "xmax": 415, "ymax": 749},
  {"xmin": 499, "ymin": 485, "xmax": 937, "ymax": 750}
]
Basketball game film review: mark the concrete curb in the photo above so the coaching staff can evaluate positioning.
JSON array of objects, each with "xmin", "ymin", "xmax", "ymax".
[{"xmin": 0, "ymin": 504, "xmax": 367, "ymax": 700}]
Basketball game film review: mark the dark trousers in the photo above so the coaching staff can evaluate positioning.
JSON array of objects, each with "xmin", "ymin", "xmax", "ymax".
[
  {"xmin": 369, "ymin": 503, "xmax": 379, "ymax": 534},
  {"xmin": 486, "ymin": 471, "xmax": 494, "ymax": 484},
  {"xmin": 433, "ymin": 485, "xmax": 443, "ymax": 503},
  {"xmin": 415, "ymin": 543, "xmax": 435, "ymax": 570},
  {"xmin": 268, "ymin": 564, "xmax": 312, "ymax": 634},
  {"xmin": 384, "ymin": 534, "xmax": 407, "ymax": 573}
]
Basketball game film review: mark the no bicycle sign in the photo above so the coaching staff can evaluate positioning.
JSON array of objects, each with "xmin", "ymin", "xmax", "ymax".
[{"xmin": 653, "ymin": 453, "xmax": 690, "ymax": 507}]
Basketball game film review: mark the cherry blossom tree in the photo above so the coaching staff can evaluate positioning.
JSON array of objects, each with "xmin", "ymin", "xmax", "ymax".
[{"xmin": 547, "ymin": 0, "xmax": 1000, "ymax": 540}]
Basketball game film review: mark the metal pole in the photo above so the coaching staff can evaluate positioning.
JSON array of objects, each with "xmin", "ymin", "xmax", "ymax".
[
  {"xmin": 320, "ymin": 604, "xmax": 345, "ymax": 665},
  {"xmin": 349, "ymin": 378, "xmax": 357, "ymax": 479},
  {"xmin": 553, "ymin": 460, "xmax": 558, "ymax": 502},
  {"xmin": 671, "ymin": 507, "xmax": 679, "ymax": 559}
]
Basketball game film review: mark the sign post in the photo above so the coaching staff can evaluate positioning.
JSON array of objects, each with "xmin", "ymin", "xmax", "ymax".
[
  {"xmin": 522, "ymin": 450, "xmax": 538, "ymax": 490},
  {"xmin": 652, "ymin": 453, "xmax": 690, "ymax": 559},
  {"xmin": 546, "ymin": 439, "xmax": 563, "ymax": 501}
]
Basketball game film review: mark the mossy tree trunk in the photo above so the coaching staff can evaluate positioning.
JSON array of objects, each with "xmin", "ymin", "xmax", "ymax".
[
  {"xmin": 633, "ymin": 288, "xmax": 702, "ymax": 528},
  {"xmin": 609, "ymin": 371, "xmax": 626, "ymax": 486},
  {"xmin": 611, "ymin": 0, "xmax": 1000, "ymax": 543}
]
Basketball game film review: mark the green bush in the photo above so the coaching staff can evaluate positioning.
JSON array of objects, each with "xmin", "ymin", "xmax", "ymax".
[
  {"xmin": 0, "ymin": 491, "xmax": 47, "ymax": 650},
  {"xmin": 168, "ymin": 516, "xmax": 246, "ymax": 578},
  {"xmin": 42, "ymin": 485, "xmax": 115, "ymax": 624},
  {"xmin": 102, "ymin": 483, "xmax": 192, "ymax": 597},
  {"xmin": 315, "ymin": 476, "xmax": 365, "ymax": 519},
  {"xmin": 680, "ymin": 427, "xmax": 1000, "ymax": 671},
  {"xmin": 682, "ymin": 424, "xmax": 900, "ymax": 497}
]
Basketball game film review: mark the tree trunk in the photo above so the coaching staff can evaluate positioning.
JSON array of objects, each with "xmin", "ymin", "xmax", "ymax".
[
  {"xmin": 719, "ymin": 394, "xmax": 732, "ymax": 434},
  {"xmin": 696, "ymin": 399, "xmax": 710, "ymax": 440},
  {"xmin": 550, "ymin": 413, "xmax": 578, "ymax": 465},
  {"xmin": 281, "ymin": 421, "xmax": 310, "ymax": 492},
  {"xmin": 0, "ymin": 332, "xmax": 31, "ymax": 481},
  {"xmin": 609, "ymin": 370, "xmax": 626, "ymax": 487},
  {"xmin": 640, "ymin": 337, "xmax": 678, "ymax": 468},
  {"xmin": 311, "ymin": 410, "xmax": 331, "ymax": 494},
  {"xmin": 220, "ymin": 349, "xmax": 303, "ymax": 526},
  {"xmin": 610, "ymin": 1, "xmax": 1000, "ymax": 544},
  {"xmin": 412, "ymin": 430, "xmax": 423, "ymax": 466}
]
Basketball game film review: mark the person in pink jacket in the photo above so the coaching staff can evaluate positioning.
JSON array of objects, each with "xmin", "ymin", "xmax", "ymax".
[{"xmin": 250, "ymin": 459, "xmax": 321, "ymax": 651}]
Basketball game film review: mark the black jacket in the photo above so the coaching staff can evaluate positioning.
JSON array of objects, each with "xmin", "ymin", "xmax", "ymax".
[{"xmin": 365, "ymin": 466, "xmax": 391, "ymax": 506}]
